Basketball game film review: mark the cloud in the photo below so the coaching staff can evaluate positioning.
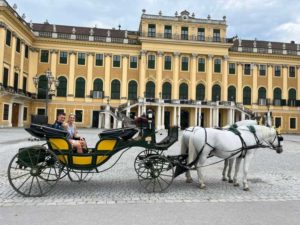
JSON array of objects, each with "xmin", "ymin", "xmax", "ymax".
[{"xmin": 272, "ymin": 18, "xmax": 300, "ymax": 42}]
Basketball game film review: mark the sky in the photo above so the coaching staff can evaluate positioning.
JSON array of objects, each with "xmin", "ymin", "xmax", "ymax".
[{"xmin": 6, "ymin": 0, "xmax": 300, "ymax": 43}]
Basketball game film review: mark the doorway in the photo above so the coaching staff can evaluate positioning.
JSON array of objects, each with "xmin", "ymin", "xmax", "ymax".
[
  {"xmin": 164, "ymin": 111, "xmax": 170, "ymax": 129},
  {"xmin": 180, "ymin": 110, "xmax": 189, "ymax": 130},
  {"xmin": 12, "ymin": 103, "xmax": 19, "ymax": 127},
  {"xmin": 92, "ymin": 111, "xmax": 100, "ymax": 128}
]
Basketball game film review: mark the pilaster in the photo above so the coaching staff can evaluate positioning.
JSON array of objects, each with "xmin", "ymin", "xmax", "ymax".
[
  {"xmin": 172, "ymin": 52, "xmax": 180, "ymax": 99},
  {"xmin": 237, "ymin": 62, "xmax": 243, "ymax": 102},
  {"xmin": 267, "ymin": 64, "xmax": 273, "ymax": 99},
  {"xmin": 121, "ymin": 54, "xmax": 129, "ymax": 103},
  {"xmin": 68, "ymin": 51, "xmax": 76, "ymax": 98},
  {"xmin": 9, "ymin": 34, "xmax": 16, "ymax": 86},
  {"xmin": 206, "ymin": 54, "xmax": 213, "ymax": 101},
  {"xmin": 139, "ymin": 50, "xmax": 146, "ymax": 97},
  {"xmin": 190, "ymin": 53, "xmax": 197, "ymax": 100},
  {"xmin": 104, "ymin": 53, "xmax": 112, "ymax": 98},
  {"xmin": 282, "ymin": 65, "xmax": 288, "ymax": 100},
  {"xmin": 156, "ymin": 51, "xmax": 163, "ymax": 98},
  {"xmin": 222, "ymin": 55, "xmax": 228, "ymax": 101}
]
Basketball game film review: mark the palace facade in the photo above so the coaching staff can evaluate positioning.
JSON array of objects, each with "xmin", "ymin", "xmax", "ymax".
[{"xmin": 0, "ymin": 0, "xmax": 299, "ymax": 133}]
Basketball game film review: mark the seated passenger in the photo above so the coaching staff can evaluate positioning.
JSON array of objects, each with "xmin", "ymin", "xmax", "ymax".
[
  {"xmin": 65, "ymin": 113, "xmax": 87, "ymax": 154},
  {"xmin": 52, "ymin": 112, "xmax": 66, "ymax": 130}
]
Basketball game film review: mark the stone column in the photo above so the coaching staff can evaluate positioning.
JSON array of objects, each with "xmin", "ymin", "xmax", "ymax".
[
  {"xmin": 126, "ymin": 102, "xmax": 131, "ymax": 117},
  {"xmin": 121, "ymin": 54, "xmax": 129, "ymax": 103},
  {"xmin": 282, "ymin": 65, "xmax": 288, "ymax": 100},
  {"xmin": 209, "ymin": 108, "xmax": 213, "ymax": 127},
  {"xmin": 237, "ymin": 62, "xmax": 243, "ymax": 103},
  {"xmin": 297, "ymin": 66, "xmax": 300, "ymax": 99},
  {"xmin": 198, "ymin": 107, "xmax": 202, "ymax": 126},
  {"xmin": 173, "ymin": 107, "xmax": 177, "ymax": 126},
  {"xmin": 156, "ymin": 51, "xmax": 163, "ymax": 98},
  {"xmin": 177, "ymin": 106, "xmax": 181, "ymax": 128},
  {"xmin": 241, "ymin": 112, "xmax": 246, "ymax": 120},
  {"xmin": 267, "ymin": 64, "xmax": 273, "ymax": 99},
  {"xmin": 172, "ymin": 52, "xmax": 180, "ymax": 99},
  {"xmin": 139, "ymin": 50, "xmax": 147, "ymax": 97},
  {"xmin": 232, "ymin": 109, "xmax": 236, "ymax": 123},
  {"xmin": 104, "ymin": 53, "xmax": 112, "ymax": 98},
  {"xmin": 138, "ymin": 105, "xmax": 141, "ymax": 117},
  {"xmin": 68, "ymin": 51, "xmax": 76, "ymax": 98},
  {"xmin": 0, "ymin": 23, "xmax": 6, "ymax": 83},
  {"xmin": 157, "ymin": 105, "xmax": 162, "ymax": 129},
  {"xmin": 9, "ymin": 33, "xmax": 17, "ymax": 87},
  {"xmin": 28, "ymin": 47, "xmax": 39, "ymax": 93},
  {"xmin": 98, "ymin": 113, "xmax": 103, "ymax": 128},
  {"xmin": 104, "ymin": 104, "xmax": 111, "ymax": 129},
  {"xmin": 8, "ymin": 103, "xmax": 12, "ymax": 127},
  {"xmin": 18, "ymin": 104, "xmax": 24, "ymax": 127},
  {"xmin": 252, "ymin": 63, "xmax": 258, "ymax": 104},
  {"xmin": 190, "ymin": 53, "xmax": 197, "ymax": 100},
  {"xmin": 19, "ymin": 40, "xmax": 26, "ymax": 89},
  {"xmin": 227, "ymin": 109, "xmax": 233, "ymax": 125},
  {"xmin": 206, "ymin": 55, "xmax": 213, "ymax": 101},
  {"xmin": 86, "ymin": 52, "xmax": 94, "ymax": 98},
  {"xmin": 222, "ymin": 55, "xmax": 229, "ymax": 101},
  {"xmin": 161, "ymin": 106, "xmax": 165, "ymax": 129},
  {"xmin": 194, "ymin": 107, "xmax": 198, "ymax": 126}
]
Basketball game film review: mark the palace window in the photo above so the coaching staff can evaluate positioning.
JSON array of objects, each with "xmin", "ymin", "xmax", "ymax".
[
  {"xmin": 164, "ymin": 56, "xmax": 172, "ymax": 70},
  {"xmin": 23, "ymin": 76, "xmax": 27, "ymax": 92},
  {"xmin": 274, "ymin": 117, "xmax": 281, "ymax": 128},
  {"xmin": 59, "ymin": 51, "xmax": 68, "ymax": 64},
  {"xmin": 6, "ymin": 29, "xmax": 11, "ymax": 46},
  {"xmin": 93, "ymin": 79, "xmax": 103, "ymax": 91},
  {"xmin": 214, "ymin": 59, "xmax": 221, "ymax": 73},
  {"xmin": 130, "ymin": 56, "xmax": 138, "ymax": 69},
  {"xmin": 229, "ymin": 63, "xmax": 235, "ymax": 74},
  {"xmin": 244, "ymin": 64, "xmax": 251, "ymax": 75},
  {"xmin": 179, "ymin": 83, "xmax": 188, "ymax": 100},
  {"xmin": 37, "ymin": 108, "xmax": 46, "ymax": 115},
  {"xmin": 181, "ymin": 27, "xmax": 188, "ymax": 40},
  {"xmin": 196, "ymin": 84, "xmax": 205, "ymax": 101},
  {"xmin": 128, "ymin": 80, "xmax": 138, "ymax": 100},
  {"xmin": 273, "ymin": 88, "xmax": 282, "ymax": 106},
  {"xmin": 289, "ymin": 66, "xmax": 295, "ymax": 77},
  {"xmin": 75, "ymin": 110, "xmax": 83, "ymax": 123},
  {"xmin": 16, "ymin": 38, "xmax": 20, "ymax": 53},
  {"xmin": 111, "ymin": 80, "xmax": 120, "ymax": 99},
  {"xmin": 228, "ymin": 86, "xmax": 236, "ymax": 102},
  {"xmin": 198, "ymin": 58, "xmax": 205, "ymax": 72},
  {"xmin": 113, "ymin": 55, "xmax": 121, "ymax": 67},
  {"xmin": 57, "ymin": 76, "xmax": 67, "ymax": 97},
  {"xmin": 23, "ymin": 107, "xmax": 28, "ymax": 121},
  {"xmin": 213, "ymin": 29, "xmax": 221, "ymax": 42},
  {"xmin": 162, "ymin": 82, "xmax": 172, "ymax": 99},
  {"xmin": 40, "ymin": 50, "xmax": 49, "ymax": 63},
  {"xmin": 290, "ymin": 118, "xmax": 296, "ymax": 129},
  {"xmin": 243, "ymin": 86, "xmax": 252, "ymax": 105},
  {"xmin": 75, "ymin": 77, "xmax": 85, "ymax": 98},
  {"xmin": 164, "ymin": 25, "xmax": 172, "ymax": 39},
  {"xmin": 197, "ymin": 28, "xmax": 205, "ymax": 41},
  {"xmin": 25, "ymin": 45, "xmax": 29, "ymax": 58},
  {"xmin": 3, "ymin": 68, "xmax": 9, "ymax": 87},
  {"xmin": 148, "ymin": 55, "xmax": 155, "ymax": 69},
  {"xmin": 3, "ymin": 104, "xmax": 9, "ymax": 120},
  {"xmin": 37, "ymin": 75, "xmax": 47, "ymax": 99},
  {"xmin": 181, "ymin": 56, "xmax": 189, "ymax": 71},
  {"xmin": 258, "ymin": 87, "xmax": 267, "ymax": 105},
  {"xmin": 77, "ymin": 53, "xmax": 86, "ymax": 65},
  {"xmin": 288, "ymin": 88, "xmax": 296, "ymax": 107},
  {"xmin": 274, "ymin": 66, "xmax": 281, "ymax": 76},
  {"xmin": 212, "ymin": 84, "xmax": 221, "ymax": 101},
  {"xmin": 94, "ymin": 54, "xmax": 103, "ymax": 66},
  {"xmin": 259, "ymin": 65, "xmax": 266, "ymax": 76},
  {"xmin": 148, "ymin": 24, "xmax": 156, "ymax": 37},
  {"xmin": 146, "ymin": 81, "xmax": 155, "ymax": 98}
]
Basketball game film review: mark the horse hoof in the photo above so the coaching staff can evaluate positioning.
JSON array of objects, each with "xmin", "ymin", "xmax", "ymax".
[
  {"xmin": 199, "ymin": 185, "xmax": 206, "ymax": 189},
  {"xmin": 228, "ymin": 179, "xmax": 234, "ymax": 183},
  {"xmin": 222, "ymin": 178, "xmax": 228, "ymax": 181},
  {"xmin": 233, "ymin": 183, "xmax": 240, "ymax": 187},
  {"xmin": 243, "ymin": 187, "xmax": 250, "ymax": 191},
  {"xmin": 186, "ymin": 178, "xmax": 193, "ymax": 183}
]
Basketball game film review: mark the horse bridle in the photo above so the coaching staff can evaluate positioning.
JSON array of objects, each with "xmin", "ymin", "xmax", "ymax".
[{"xmin": 261, "ymin": 130, "xmax": 283, "ymax": 151}]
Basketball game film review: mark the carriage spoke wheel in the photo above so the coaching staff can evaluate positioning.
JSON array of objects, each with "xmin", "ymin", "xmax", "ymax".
[
  {"xmin": 8, "ymin": 148, "xmax": 61, "ymax": 197},
  {"xmin": 137, "ymin": 155, "xmax": 174, "ymax": 193},
  {"xmin": 67, "ymin": 169, "xmax": 93, "ymax": 182},
  {"xmin": 134, "ymin": 149, "xmax": 162, "ymax": 174}
]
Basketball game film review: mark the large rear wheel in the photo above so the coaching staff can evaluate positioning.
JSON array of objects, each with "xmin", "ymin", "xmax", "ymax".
[
  {"xmin": 8, "ymin": 147, "xmax": 61, "ymax": 197},
  {"xmin": 136, "ymin": 155, "xmax": 174, "ymax": 193}
]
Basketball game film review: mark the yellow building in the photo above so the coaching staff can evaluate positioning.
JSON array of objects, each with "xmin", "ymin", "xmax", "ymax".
[{"xmin": 0, "ymin": 1, "xmax": 299, "ymax": 133}]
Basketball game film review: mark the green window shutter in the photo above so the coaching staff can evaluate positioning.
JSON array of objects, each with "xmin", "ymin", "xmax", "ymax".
[
  {"xmin": 179, "ymin": 83, "xmax": 188, "ymax": 99},
  {"xmin": 111, "ymin": 80, "xmax": 120, "ymax": 99},
  {"xmin": 146, "ymin": 81, "xmax": 155, "ymax": 98},
  {"xmin": 75, "ymin": 78, "xmax": 85, "ymax": 98},
  {"xmin": 227, "ymin": 86, "xmax": 236, "ymax": 101},
  {"xmin": 243, "ymin": 87, "xmax": 252, "ymax": 105},
  {"xmin": 162, "ymin": 82, "xmax": 172, "ymax": 99},
  {"xmin": 128, "ymin": 80, "xmax": 138, "ymax": 100},
  {"xmin": 57, "ymin": 77, "xmax": 67, "ymax": 97},
  {"xmin": 212, "ymin": 85, "xmax": 221, "ymax": 101},
  {"xmin": 196, "ymin": 84, "xmax": 205, "ymax": 100}
]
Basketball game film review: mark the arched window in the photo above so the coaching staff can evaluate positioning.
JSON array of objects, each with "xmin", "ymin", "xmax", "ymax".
[
  {"xmin": 128, "ymin": 80, "xmax": 137, "ymax": 100},
  {"xmin": 37, "ymin": 75, "xmax": 47, "ymax": 99},
  {"xmin": 212, "ymin": 84, "xmax": 221, "ymax": 101},
  {"xmin": 162, "ymin": 82, "xmax": 172, "ymax": 99},
  {"xmin": 288, "ymin": 88, "xmax": 296, "ymax": 106},
  {"xmin": 227, "ymin": 86, "xmax": 236, "ymax": 102},
  {"xmin": 75, "ymin": 77, "xmax": 85, "ymax": 98},
  {"xmin": 93, "ymin": 78, "xmax": 103, "ymax": 91},
  {"xmin": 179, "ymin": 83, "xmax": 188, "ymax": 99},
  {"xmin": 258, "ymin": 87, "xmax": 266, "ymax": 99},
  {"xmin": 145, "ymin": 81, "xmax": 155, "ymax": 98},
  {"xmin": 243, "ymin": 86, "xmax": 251, "ymax": 105},
  {"xmin": 196, "ymin": 84, "xmax": 205, "ymax": 100},
  {"xmin": 57, "ymin": 76, "xmax": 67, "ymax": 97},
  {"xmin": 111, "ymin": 80, "xmax": 120, "ymax": 99},
  {"xmin": 273, "ymin": 88, "xmax": 282, "ymax": 106}
]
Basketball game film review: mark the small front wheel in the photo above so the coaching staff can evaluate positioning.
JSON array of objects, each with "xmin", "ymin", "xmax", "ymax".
[
  {"xmin": 7, "ymin": 147, "xmax": 61, "ymax": 197},
  {"xmin": 136, "ymin": 155, "xmax": 174, "ymax": 193}
]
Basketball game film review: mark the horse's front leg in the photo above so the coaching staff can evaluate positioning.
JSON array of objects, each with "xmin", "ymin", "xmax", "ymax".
[
  {"xmin": 243, "ymin": 151, "xmax": 254, "ymax": 191},
  {"xmin": 222, "ymin": 159, "xmax": 228, "ymax": 181},
  {"xmin": 233, "ymin": 156, "xmax": 242, "ymax": 186},
  {"xmin": 185, "ymin": 170, "xmax": 193, "ymax": 183},
  {"xmin": 196, "ymin": 154, "xmax": 208, "ymax": 189},
  {"xmin": 227, "ymin": 158, "xmax": 234, "ymax": 183}
]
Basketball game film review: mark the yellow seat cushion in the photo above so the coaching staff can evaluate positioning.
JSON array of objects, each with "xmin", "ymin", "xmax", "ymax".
[{"xmin": 96, "ymin": 139, "xmax": 117, "ymax": 164}]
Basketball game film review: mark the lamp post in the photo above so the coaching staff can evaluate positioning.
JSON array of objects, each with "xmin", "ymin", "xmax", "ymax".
[{"xmin": 33, "ymin": 70, "xmax": 59, "ymax": 117}]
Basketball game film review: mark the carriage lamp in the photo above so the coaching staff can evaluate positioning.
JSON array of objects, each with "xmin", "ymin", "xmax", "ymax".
[
  {"xmin": 33, "ymin": 69, "xmax": 59, "ymax": 117},
  {"xmin": 146, "ymin": 109, "xmax": 154, "ymax": 129}
]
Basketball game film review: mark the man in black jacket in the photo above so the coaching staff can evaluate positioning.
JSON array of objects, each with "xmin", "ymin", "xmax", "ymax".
[{"xmin": 52, "ymin": 112, "xmax": 66, "ymax": 130}]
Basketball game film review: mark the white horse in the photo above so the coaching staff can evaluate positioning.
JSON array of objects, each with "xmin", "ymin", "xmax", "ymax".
[
  {"xmin": 184, "ymin": 125, "xmax": 283, "ymax": 191},
  {"xmin": 180, "ymin": 120, "xmax": 257, "ymax": 183}
]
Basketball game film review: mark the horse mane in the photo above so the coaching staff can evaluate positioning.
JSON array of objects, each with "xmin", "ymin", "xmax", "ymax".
[{"xmin": 254, "ymin": 125, "xmax": 274, "ymax": 139}]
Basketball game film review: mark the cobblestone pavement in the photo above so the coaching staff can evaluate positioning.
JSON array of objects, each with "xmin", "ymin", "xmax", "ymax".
[{"xmin": 0, "ymin": 128, "xmax": 300, "ymax": 207}]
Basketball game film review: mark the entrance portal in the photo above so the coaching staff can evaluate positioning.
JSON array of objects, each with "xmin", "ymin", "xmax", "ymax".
[
  {"xmin": 180, "ymin": 110, "xmax": 189, "ymax": 130},
  {"xmin": 164, "ymin": 111, "xmax": 170, "ymax": 129},
  {"xmin": 12, "ymin": 103, "xmax": 19, "ymax": 127}
]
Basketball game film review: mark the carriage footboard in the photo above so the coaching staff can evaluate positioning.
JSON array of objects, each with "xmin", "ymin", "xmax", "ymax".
[{"xmin": 155, "ymin": 126, "xmax": 179, "ymax": 149}]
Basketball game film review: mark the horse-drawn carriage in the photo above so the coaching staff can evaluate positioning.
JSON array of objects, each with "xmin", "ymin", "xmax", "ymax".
[{"xmin": 8, "ymin": 110, "xmax": 182, "ymax": 197}]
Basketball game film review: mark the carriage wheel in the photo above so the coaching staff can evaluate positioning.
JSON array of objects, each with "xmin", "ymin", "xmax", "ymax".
[
  {"xmin": 67, "ymin": 169, "xmax": 93, "ymax": 182},
  {"xmin": 7, "ymin": 148, "xmax": 61, "ymax": 197},
  {"xmin": 134, "ymin": 149, "xmax": 162, "ymax": 174},
  {"xmin": 137, "ymin": 155, "xmax": 174, "ymax": 193}
]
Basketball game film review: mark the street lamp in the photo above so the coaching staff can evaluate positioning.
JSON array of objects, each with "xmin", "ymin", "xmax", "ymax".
[{"xmin": 33, "ymin": 69, "xmax": 59, "ymax": 117}]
